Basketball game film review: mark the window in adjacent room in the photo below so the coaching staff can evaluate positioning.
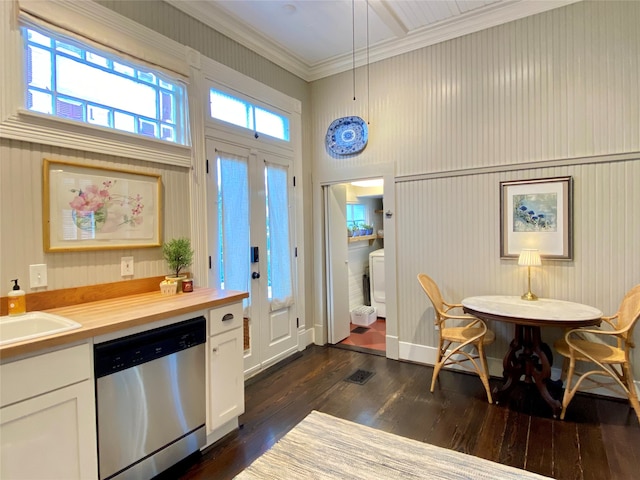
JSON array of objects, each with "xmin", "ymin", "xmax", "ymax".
[
  {"xmin": 346, "ymin": 203, "xmax": 366, "ymax": 230},
  {"xmin": 23, "ymin": 24, "xmax": 189, "ymax": 146}
]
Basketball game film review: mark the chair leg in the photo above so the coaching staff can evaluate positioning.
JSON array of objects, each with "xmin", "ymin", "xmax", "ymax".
[
  {"xmin": 430, "ymin": 360, "xmax": 443, "ymax": 393},
  {"xmin": 622, "ymin": 362, "xmax": 640, "ymax": 423},
  {"xmin": 560, "ymin": 356, "xmax": 569, "ymax": 381},
  {"xmin": 477, "ymin": 342, "xmax": 493, "ymax": 404},
  {"xmin": 560, "ymin": 357, "xmax": 577, "ymax": 420},
  {"xmin": 430, "ymin": 337, "xmax": 445, "ymax": 393}
]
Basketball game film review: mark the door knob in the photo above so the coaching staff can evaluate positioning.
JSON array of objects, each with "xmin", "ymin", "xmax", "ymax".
[{"xmin": 252, "ymin": 272, "xmax": 260, "ymax": 279}]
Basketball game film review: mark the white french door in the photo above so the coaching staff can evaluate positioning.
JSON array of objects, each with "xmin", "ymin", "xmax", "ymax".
[{"xmin": 206, "ymin": 138, "xmax": 298, "ymax": 376}]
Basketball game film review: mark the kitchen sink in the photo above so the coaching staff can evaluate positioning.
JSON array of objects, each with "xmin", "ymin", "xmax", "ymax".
[{"xmin": 0, "ymin": 312, "xmax": 82, "ymax": 346}]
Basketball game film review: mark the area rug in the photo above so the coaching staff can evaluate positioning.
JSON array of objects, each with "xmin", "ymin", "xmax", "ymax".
[{"xmin": 235, "ymin": 411, "xmax": 550, "ymax": 479}]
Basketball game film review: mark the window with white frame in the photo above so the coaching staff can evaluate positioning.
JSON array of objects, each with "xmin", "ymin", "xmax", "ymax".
[
  {"xmin": 346, "ymin": 203, "xmax": 366, "ymax": 230},
  {"xmin": 209, "ymin": 88, "xmax": 290, "ymax": 142},
  {"xmin": 23, "ymin": 23, "xmax": 189, "ymax": 146}
]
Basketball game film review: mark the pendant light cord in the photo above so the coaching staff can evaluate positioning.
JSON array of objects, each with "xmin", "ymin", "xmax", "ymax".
[
  {"xmin": 366, "ymin": 0, "xmax": 370, "ymax": 124},
  {"xmin": 352, "ymin": 0, "xmax": 356, "ymax": 101}
]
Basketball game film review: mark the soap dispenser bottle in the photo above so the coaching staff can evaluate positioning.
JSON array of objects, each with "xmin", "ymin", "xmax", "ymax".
[{"xmin": 8, "ymin": 279, "xmax": 26, "ymax": 316}]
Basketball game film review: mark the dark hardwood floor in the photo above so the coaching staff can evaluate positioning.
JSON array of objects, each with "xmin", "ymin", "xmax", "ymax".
[{"xmin": 174, "ymin": 345, "xmax": 640, "ymax": 480}]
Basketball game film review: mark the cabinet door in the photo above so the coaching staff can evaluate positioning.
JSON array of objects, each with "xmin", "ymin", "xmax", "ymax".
[
  {"xmin": 208, "ymin": 328, "xmax": 245, "ymax": 434},
  {"xmin": 0, "ymin": 380, "xmax": 98, "ymax": 480}
]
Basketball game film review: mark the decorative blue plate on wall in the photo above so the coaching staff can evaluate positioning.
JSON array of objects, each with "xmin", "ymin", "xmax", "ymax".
[{"xmin": 325, "ymin": 116, "xmax": 368, "ymax": 155}]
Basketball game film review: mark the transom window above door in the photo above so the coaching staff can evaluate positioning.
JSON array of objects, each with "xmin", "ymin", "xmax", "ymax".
[{"xmin": 209, "ymin": 88, "xmax": 290, "ymax": 142}]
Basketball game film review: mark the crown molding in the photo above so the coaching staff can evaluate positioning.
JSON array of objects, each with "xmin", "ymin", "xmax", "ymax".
[
  {"xmin": 168, "ymin": 0, "xmax": 581, "ymax": 82},
  {"xmin": 165, "ymin": 0, "xmax": 309, "ymax": 80}
]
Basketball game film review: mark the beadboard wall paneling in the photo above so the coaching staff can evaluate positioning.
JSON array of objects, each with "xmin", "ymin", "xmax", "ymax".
[
  {"xmin": 313, "ymin": 1, "xmax": 640, "ymax": 179},
  {"xmin": 311, "ymin": 1, "xmax": 640, "ymax": 375},
  {"xmin": 398, "ymin": 159, "xmax": 640, "ymax": 371},
  {"xmin": 0, "ymin": 138, "xmax": 190, "ymax": 290}
]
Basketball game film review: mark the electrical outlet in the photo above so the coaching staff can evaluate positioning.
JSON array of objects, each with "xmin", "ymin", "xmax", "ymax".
[
  {"xmin": 29, "ymin": 264, "xmax": 48, "ymax": 288},
  {"xmin": 121, "ymin": 257, "xmax": 134, "ymax": 276}
]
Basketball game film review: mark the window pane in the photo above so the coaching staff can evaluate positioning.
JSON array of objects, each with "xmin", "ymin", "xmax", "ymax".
[
  {"xmin": 27, "ymin": 45, "xmax": 52, "ymax": 90},
  {"xmin": 265, "ymin": 163, "xmax": 292, "ymax": 304},
  {"xmin": 56, "ymin": 56, "xmax": 157, "ymax": 118},
  {"xmin": 86, "ymin": 52, "xmax": 109, "ymax": 68},
  {"xmin": 161, "ymin": 125, "xmax": 175, "ymax": 141},
  {"xmin": 160, "ymin": 91, "xmax": 174, "ymax": 123},
  {"xmin": 27, "ymin": 28, "xmax": 51, "ymax": 47},
  {"xmin": 138, "ymin": 118, "xmax": 158, "ymax": 137},
  {"xmin": 255, "ymin": 107, "xmax": 289, "ymax": 141},
  {"xmin": 87, "ymin": 105, "xmax": 111, "ymax": 127},
  {"xmin": 113, "ymin": 62, "xmax": 135, "ymax": 77},
  {"xmin": 210, "ymin": 90, "xmax": 251, "ymax": 129},
  {"xmin": 218, "ymin": 155, "xmax": 250, "ymax": 308},
  {"xmin": 114, "ymin": 111, "xmax": 135, "ymax": 133},
  {"xmin": 27, "ymin": 89, "xmax": 53, "ymax": 114},
  {"xmin": 56, "ymin": 97, "xmax": 84, "ymax": 121},
  {"xmin": 55, "ymin": 40, "xmax": 82, "ymax": 58}
]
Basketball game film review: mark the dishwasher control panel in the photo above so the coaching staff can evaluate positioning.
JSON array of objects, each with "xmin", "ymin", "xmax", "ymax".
[{"xmin": 94, "ymin": 316, "xmax": 205, "ymax": 378}]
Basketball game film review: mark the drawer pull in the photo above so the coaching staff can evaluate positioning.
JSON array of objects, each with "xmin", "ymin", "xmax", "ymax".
[{"xmin": 222, "ymin": 313, "xmax": 234, "ymax": 322}]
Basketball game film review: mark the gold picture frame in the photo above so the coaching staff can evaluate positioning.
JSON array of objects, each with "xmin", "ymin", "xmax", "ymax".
[
  {"xmin": 43, "ymin": 159, "xmax": 162, "ymax": 252},
  {"xmin": 500, "ymin": 176, "xmax": 573, "ymax": 259}
]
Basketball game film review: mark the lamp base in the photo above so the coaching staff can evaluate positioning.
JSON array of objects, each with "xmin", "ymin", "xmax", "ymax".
[{"xmin": 521, "ymin": 291, "xmax": 538, "ymax": 301}]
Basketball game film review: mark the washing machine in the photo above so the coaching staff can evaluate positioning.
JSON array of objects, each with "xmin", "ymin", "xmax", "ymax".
[{"xmin": 369, "ymin": 249, "xmax": 385, "ymax": 318}]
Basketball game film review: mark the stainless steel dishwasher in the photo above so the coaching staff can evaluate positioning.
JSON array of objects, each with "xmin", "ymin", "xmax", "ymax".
[{"xmin": 94, "ymin": 316, "xmax": 206, "ymax": 480}]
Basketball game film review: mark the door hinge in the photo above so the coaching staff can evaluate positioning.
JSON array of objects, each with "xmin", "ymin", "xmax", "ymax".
[
  {"xmin": 206, "ymin": 159, "xmax": 209, "ymax": 174},
  {"xmin": 293, "ymin": 176, "xmax": 296, "ymax": 187},
  {"xmin": 296, "ymin": 317, "xmax": 299, "ymax": 328},
  {"xmin": 208, "ymin": 256, "xmax": 212, "ymax": 269},
  {"xmin": 294, "ymin": 247, "xmax": 298, "ymax": 258}
]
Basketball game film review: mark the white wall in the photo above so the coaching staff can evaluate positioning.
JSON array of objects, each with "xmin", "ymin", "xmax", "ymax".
[{"xmin": 311, "ymin": 1, "xmax": 640, "ymax": 375}]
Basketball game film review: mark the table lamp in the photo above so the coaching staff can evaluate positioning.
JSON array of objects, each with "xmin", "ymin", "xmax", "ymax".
[{"xmin": 518, "ymin": 249, "xmax": 541, "ymax": 301}]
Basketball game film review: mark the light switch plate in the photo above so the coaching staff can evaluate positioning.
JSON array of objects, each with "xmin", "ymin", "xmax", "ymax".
[
  {"xmin": 29, "ymin": 264, "xmax": 48, "ymax": 288},
  {"xmin": 121, "ymin": 257, "xmax": 134, "ymax": 276}
]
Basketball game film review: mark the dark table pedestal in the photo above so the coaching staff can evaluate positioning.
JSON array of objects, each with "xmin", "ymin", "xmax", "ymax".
[{"xmin": 494, "ymin": 324, "xmax": 562, "ymax": 417}]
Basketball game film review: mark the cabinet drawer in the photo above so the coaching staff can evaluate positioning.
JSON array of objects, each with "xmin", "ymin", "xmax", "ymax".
[
  {"xmin": 209, "ymin": 302, "xmax": 243, "ymax": 336},
  {"xmin": 1, "ymin": 343, "xmax": 91, "ymax": 407}
]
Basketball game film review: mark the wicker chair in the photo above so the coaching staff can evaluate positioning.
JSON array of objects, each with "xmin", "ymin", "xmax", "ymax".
[
  {"xmin": 554, "ymin": 284, "xmax": 640, "ymax": 422},
  {"xmin": 417, "ymin": 273, "xmax": 494, "ymax": 403}
]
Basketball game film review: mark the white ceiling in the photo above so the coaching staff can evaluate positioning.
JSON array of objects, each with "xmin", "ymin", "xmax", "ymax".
[{"xmin": 168, "ymin": 0, "xmax": 581, "ymax": 81}]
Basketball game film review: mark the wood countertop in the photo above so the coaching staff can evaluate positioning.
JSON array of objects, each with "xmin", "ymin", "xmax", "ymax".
[{"xmin": 0, "ymin": 288, "xmax": 248, "ymax": 360}]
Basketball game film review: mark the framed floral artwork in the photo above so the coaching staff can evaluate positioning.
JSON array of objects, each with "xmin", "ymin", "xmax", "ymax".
[
  {"xmin": 43, "ymin": 159, "xmax": 162, "ymax": 252},
  {"xmin": 500, "ymin": 176, "xmax": 573, "ymax": 259}
]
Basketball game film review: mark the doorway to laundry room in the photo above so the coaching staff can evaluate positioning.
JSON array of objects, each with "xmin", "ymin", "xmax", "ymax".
[{"xmin": 325, "ymin": 179, "xmax": 386, "ymax": 355}]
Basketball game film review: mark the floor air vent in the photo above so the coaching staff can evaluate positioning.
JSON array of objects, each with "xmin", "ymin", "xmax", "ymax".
[
  {"xmin": 351, "ymin": 326, "xmax": 370, "ymax": 334},
  {"xmin": 345, "ymin": 369, "xmax": 375, "ymax": 385}
]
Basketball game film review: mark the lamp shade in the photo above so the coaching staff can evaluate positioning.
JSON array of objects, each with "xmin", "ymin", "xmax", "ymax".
[{"xmin": 518, "ymin": 249, "xmax": 542, "ymax": 266}]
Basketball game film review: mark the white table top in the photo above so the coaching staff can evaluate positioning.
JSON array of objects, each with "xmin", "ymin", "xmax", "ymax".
[{"xmin": 462, "ymin": 295, "xmax": 603, "ymax": 324}]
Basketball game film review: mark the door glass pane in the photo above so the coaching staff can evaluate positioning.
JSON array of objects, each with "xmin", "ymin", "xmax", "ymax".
[
  {"xmin": 218, "ymin": 154, "xmax": 250, "ymax": 307},
  {"xmin": 265, "ymin": 162, "xmax": 293, "ymax": 309}
]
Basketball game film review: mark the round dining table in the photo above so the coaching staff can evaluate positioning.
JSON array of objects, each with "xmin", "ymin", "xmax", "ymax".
[{"xmin": 461, "ymin": 295, "xmax": 603, "ymax": 417}]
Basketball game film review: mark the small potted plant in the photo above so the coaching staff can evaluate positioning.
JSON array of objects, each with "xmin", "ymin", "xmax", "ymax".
[{"xmin": 162, "ymin": 237, "xmax": 194, "ymax": 292}]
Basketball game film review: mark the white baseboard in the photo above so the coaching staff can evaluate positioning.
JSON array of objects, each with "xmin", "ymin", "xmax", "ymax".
[
  {"xmin": 299, "ymin": 327, "xmax": 314, "ymax": 349},
  {"xmin": 398, "ymin": 341, "xmax": 634, "ymax": 401}
]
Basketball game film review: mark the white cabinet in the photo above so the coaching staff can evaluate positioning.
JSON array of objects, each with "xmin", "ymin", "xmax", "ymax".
[
  {"xmin": 206, "ymin": 302, "xmax": 244, "ymax": 441},
  {"xmin": 0, "ymin": 343, "xmax": 98, "ymax": 480}
]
